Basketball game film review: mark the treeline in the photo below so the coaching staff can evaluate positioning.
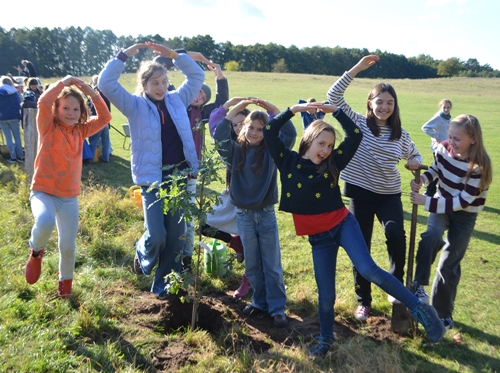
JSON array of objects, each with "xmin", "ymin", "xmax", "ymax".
[{"xmin": 1, "ymin": 26, "xmax": 499, "ymax": 79}]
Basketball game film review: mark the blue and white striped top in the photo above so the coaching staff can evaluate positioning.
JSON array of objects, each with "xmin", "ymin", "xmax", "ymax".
[{"xmin": 327, "ymin": 72, "xmax": 421, "ymax": 195}]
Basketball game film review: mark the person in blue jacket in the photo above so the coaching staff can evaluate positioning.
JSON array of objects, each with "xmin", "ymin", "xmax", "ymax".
[
  {"xmin": 0, "ymin": 76, "xmax": 23, "ymax": 163},
  {"xmin": 98, "ymin": 42, "xmax": 204, "ymax": 299}
]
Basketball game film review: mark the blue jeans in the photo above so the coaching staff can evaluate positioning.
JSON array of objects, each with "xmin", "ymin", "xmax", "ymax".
[
  {"xmin": 414, "ymin": 210, "xmax": 477, "ymax": 318},
  {"xmin": 89, "ymin": 125, "xmax": 111, "ymax": 162},
  {"xmin": 0, "ymin": 119, "xmax": 24, "ymax": 159},
  {"xmin": 349, "ymin": 194, "xmax": 406, "ymax": 306},
  {"xmin": 308, "ymin": 213, "xmax": 419, "ymax": 339},
  {"xmin": 236, "ymin": 205, "xmax": 286, "ymax": 316},
  {"xmin": 136, "ymin": 187, "xmax": 185, "ymax": 294},
  {"xmin": 29, "ymin": 191, "xmax": 79, "ymax": 280}
]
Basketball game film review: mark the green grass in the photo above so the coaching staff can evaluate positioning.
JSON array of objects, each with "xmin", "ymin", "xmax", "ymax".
[{"xmin": 1, "ymin": 71, "xmax": 499, "ymax": 372}]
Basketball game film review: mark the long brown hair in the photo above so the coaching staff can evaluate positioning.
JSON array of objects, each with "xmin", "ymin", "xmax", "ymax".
[
  {"xmin": 298, "ymin": 120, "xmax": 341, "ymax": 185},
  {"xmin": 53, "ymin": 87, "xmax": 88, "ymax": 126},
  {"xmin": 235, "ymin": 110, "xmax": 269, "ymax": 176},
  {"xmin": 449, "ymin": 114, "xmax": 492, "ymax": 191},
  {"xmin": 366, "ymin": 83, "xmax": 401, "ymax": 140}
]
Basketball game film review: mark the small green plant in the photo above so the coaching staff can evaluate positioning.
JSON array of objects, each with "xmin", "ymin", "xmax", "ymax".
[
  {"xmin": 158, "ymin": 122, "xmax": 228, "ymax": 330},
  {"xmin": 224, "ymin": 60, "xmax": 239, "ymax": 71}
]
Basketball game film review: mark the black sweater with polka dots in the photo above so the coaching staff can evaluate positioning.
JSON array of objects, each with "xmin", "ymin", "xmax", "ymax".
[{"xmin": 263, "ymin": 108, "xmax": 362, "ymax": 215}]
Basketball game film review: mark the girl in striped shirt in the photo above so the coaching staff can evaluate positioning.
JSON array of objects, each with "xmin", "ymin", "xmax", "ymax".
[
  {"xmin": 327, "ymin": 55, "xmax": 422, "ymax": 321},
  {"xmin": 411, "ymin": 114, "xmax": 492, "ymax": 330}
]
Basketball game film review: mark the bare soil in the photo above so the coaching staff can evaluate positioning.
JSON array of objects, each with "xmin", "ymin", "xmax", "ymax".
[{"xmin": 128, "ymin": 289, "xmax": 409, "ymax": 372}]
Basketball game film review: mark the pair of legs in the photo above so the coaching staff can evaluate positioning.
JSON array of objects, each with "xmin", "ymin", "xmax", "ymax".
[
  {"xmin": 309, "ymin": 213, "xmax": 419, "ymax": 340},
  {"xmin": 414, "ymin": 210, "xmax": 477, "ymax": 319},
  {"xmin": 236, "ymin": 205, "xmax": 286, "ymax": 317},
  {"xmin": 88, "ymin": 125, "xmax": 111, "ymax": 162},
  {"xmin": 349, "ymin": 194, "xmax": 406, "ymax": 307},
  {"xmin": 0, "ymin": 119, "xmax": 24, "ymax": 160},
  {"xmin": 136, "ymin": 186, "xmax": 185, "ymax": 295},
  {"xmin": 29, "ymin": 191, "xmax": 79, "ymax": 280}
]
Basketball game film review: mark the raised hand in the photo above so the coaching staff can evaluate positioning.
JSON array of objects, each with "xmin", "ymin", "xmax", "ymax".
[
  {"xmin": 123, "ymin": 43, "xmax": 148, "ymax": 57},
  {"xmin": 348, "ymin": 55, "xmax": 380, "ymax": 77}
]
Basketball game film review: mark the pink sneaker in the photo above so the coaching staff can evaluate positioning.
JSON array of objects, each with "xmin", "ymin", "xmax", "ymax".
[
  {"xmin": 354, "ymin": 305, "xmax": 371, "ymax": 322},
  {"xmin": 234, "ymin": 274, "xmax": 252, "ymax": 298}
]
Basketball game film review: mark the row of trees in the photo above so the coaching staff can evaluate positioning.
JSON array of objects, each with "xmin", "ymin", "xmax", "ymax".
[{"xmin": 1, "ymin": 26, "xmax": 498, "ymax": 79}]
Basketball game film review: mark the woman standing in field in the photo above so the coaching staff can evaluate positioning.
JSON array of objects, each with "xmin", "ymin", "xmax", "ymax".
[
  {"xmin": 327, "ymin": 55, "xmax": 422, "ymax": 322},
  {"xmin": 98, "ymin": 42, "xmax": 204, "ymax": 299},
  {"xmin": 421, "ymin": 99, "xmax": 452, "ymax": 196}
]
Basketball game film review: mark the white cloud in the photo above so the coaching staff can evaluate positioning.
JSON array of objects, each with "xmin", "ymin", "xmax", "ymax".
[
  {"xmin": 418, "ymin": 11, "xmax": 442, "ymax": 21},
  {"xmin": 425, "ymin": 0, "xmax": 453, "ymax": 7},
  {"xmin": 238, "ymin": 0, "xmax": 266, "ymax": 19}
]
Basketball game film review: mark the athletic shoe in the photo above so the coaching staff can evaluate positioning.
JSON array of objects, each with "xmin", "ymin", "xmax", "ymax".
[
  {"xmin": 132, "ymin": 253, "xmax": 143, "ymax": 275},
  {"xmin": 441, "ymin": 317, "xmax": 454, "ymax": 330},
  {"xmin": 25, "ymin": 248, "xmax": 45, "ymax": 284},
  {"xmin": 308, "ymin": 336, "xmax": 334, "ymax": 357},
  {"xmin": 354, "ymin": 305, "xmax": 371, "ymax": 322},
  {"xmin": 16, "ymin": 157, "xmax": 25, "ymax": 163},
  {"xmin": 413, "ymin": 281, "xmax": 430, "ymax": 304},
  {"xmin": 388, "ymin": 295, "xmax": 401, "ymax": 304},
  {"xmin": 7, "ymin": 158, "xmax": 17, "ymax": 164},
  {"xmin": 233, "ymin": 274, "xmax": 252, "ymax": 298},
  {"xmin": 410, "ymin": 301, "xmax": 445, "ymax": 343}
]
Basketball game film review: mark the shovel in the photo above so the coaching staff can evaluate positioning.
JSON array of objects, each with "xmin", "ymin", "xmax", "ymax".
[{"xmin": 391, "ymin": 164, "xmax": 428, "ymax": 336}]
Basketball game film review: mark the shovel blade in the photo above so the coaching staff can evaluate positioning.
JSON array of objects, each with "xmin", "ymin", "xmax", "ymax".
[{"xmin": 391, "ymin": 303, "xmax": 415, "ymax": 337}]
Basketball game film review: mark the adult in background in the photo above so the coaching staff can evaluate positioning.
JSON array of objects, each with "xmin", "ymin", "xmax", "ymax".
[
  {"xmin": 0, "ymin": 76, "xmax": 24, "ymax": 163},
  {"xmin": 13, "ymin": 60, "xmax": 38, "ymax": 77}
]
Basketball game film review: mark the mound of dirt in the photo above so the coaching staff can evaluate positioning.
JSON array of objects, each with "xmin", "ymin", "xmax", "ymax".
[{"xmin": 128, "ymin": 290, "xmax": 409, "ymax": 372}]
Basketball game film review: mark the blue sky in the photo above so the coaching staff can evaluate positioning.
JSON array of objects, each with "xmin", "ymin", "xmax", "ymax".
[{"xmin": 3, "ymin": 0, "xmax": 499, "ymax": 70}]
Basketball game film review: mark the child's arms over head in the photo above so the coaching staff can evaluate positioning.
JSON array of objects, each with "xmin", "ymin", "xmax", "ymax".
[
  {"xmin": 208, "ymin": 97, "xmax": 247, "ymax": 137},
  {"xmin": 123, "ymin": 43, "xmax": 148, "ymax": 57},
  {"xmin": 253, "ymin": 98, "xmax": 280, "ymax": 115},
  {"xmin": 290, "ymin": 102, "xmax": 338, "ymax": 115}
]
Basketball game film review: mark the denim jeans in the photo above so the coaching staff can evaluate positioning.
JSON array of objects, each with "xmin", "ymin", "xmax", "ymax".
[
  {"xmin": 349, "ymin": 194, "xmax": 406, "ymax": 306},
  {"xmin": 414, "ymin": 210, "xmax": 477, "ymax": 318},
  {"xmin": 136, "ymin": 186, "xmax": 185, "ymax": 294},
  {"xmin": 29, "ymin": 191, "xmax": 79, "ymax": 280},
  {"xmin": 89, "ymin": 125, "xmax": 111, "ymax": 162},
  {"xmin": 0, "ymin": 119, "xmax": 24, "ymax": 160},
  {"xmin": 236, "ymin": 205, "xmax": 286, "ymax": 316},
  {"xmin": 308, "ymin": 213, "xmax": 419, "ymax": 339}
]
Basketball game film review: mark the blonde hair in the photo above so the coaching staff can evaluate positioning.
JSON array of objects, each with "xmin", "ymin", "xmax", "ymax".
[
  {"xmin": 449, "ymin": 114, "xmax": 492, "ymax": 191},
  {"xmin": 298, "ymin": 120, "xmax": 341, "ymax": 184},
  {"xmin": 439, "ymin": 99, "xmax": 452, "ymax": 110},
  {"xmin": 135, "ymin": 61, "xmax": 168, "ymax": 96}
]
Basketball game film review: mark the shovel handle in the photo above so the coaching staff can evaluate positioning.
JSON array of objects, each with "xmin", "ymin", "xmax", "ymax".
[{"xmin": 404, "ymin": 164, "xmax": 428, "ymax": 290}]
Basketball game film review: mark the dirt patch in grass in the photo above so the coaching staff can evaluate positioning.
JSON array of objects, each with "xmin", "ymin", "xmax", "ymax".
[{"xmin": 127, "ymin": 289, "xmax": 409, "ymax": 372}]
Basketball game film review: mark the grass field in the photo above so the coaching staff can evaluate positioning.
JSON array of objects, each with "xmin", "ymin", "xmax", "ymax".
[{"xmin": 0, "ymin": 70, "xmax": 499, "ymax": 372}]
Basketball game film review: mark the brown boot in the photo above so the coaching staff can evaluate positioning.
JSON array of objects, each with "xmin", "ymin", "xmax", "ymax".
[
  {"xmin": 228, "ymin": 235, "xmax": 244, "ymax": 263},
  {"xmin": 58, "ymin": 279, "xmax": 73, "ymax": 299},
  {"xmin": 25, "ymin": 248, "xmax": 45, "ymax": 284}
]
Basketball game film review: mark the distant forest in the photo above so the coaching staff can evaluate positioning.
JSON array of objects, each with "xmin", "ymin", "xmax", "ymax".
[{"xmin": 1, "ymin": 26, "xmax": 499, "ymax": 79}]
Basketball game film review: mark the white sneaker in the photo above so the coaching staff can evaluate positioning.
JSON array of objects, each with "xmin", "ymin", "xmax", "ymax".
[
  {"xmin": 354, "ymin": 305, "xmax": 371, "ymax": 322},
  {"xmin": 388, "ymin": 295, "xmax": 401, "ymax": 304},
  {"xmin": 413, "ymin": 281, "xmax": 430, "ymax": 304}
]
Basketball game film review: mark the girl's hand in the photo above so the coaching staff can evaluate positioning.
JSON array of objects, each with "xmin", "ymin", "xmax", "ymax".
[
  {"xmin": 223, "ymin": 97, "xmax": 247, "ymax": 110},
  {"xmin": 123, "ymin": 43, "xmax": 148, "ymax": 57},
  {"xmin": 145, "ymin": 42, "xmax": 178, "ymax": 59},
  {"xmin": 77, "ymin": 82, "xmax": 97, "ymax": 98},
  {"xmin": 208, "ymin": 62, "xmax": 224, "ymax": 79},
  {"xmin": 410, "ymin": 179, "xmax": 423, "ymax": 192},
  {"xmin": 410, "ymin": 192, "xmax": 426, "ymax": 205},
  {"xmin": 316, "ymin": 102, "xmax": 338, "ymax": 113},
  {"xmin": 187, "ymin": 51, "xmax": 211, "ymax": 65},
  {"xmin": 290, "ymin": 102, "xmax": 316, "ymax": 114},
  {"xmin": 348, "ymin": 55, "xmax": 379, "ymax": 77},
  {"xmin": 405, "ymin": 159, "xmax": 421, "ymax": 170},
  {"xmin": 61, "ymin": 75, "xmax": 85, "ymax": 87},
  {"xmin": 253, "ymin": 98, "xmax": 279, "ymax": 114},
  {"xmin": 226, "ymin": 100, "xmax": 253, "ymax": 120}
]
